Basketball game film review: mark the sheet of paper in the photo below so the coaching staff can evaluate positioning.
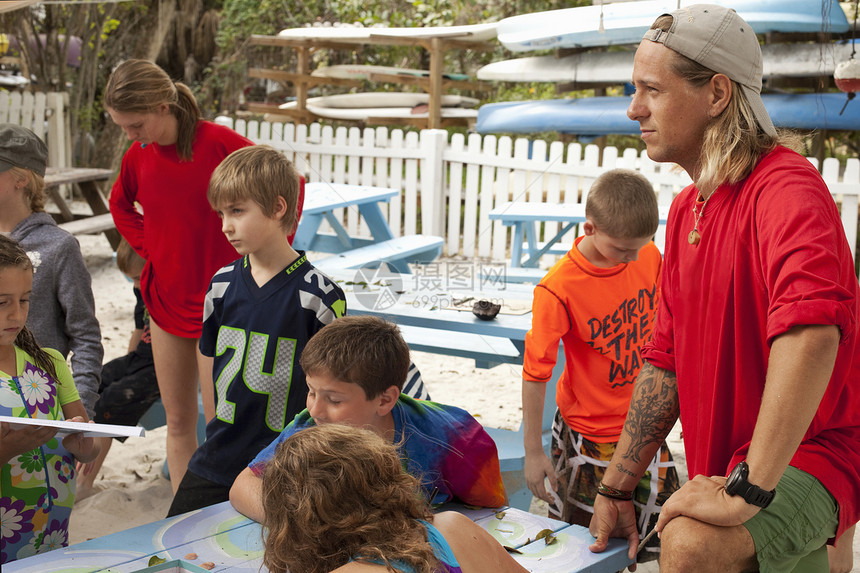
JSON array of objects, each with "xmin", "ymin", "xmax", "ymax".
[{"xmin": 0, "ymin": 415, "xmax": 145, "ymax": 439}]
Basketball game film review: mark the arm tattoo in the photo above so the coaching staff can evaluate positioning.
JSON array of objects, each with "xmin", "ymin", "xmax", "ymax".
[
  {"xmin": 621, "ymin": 362, "xmax": 680, "ymax": 465},
  {"xmin": 616, "ymin": 464, "xmax": 637, "ymax": 477}
]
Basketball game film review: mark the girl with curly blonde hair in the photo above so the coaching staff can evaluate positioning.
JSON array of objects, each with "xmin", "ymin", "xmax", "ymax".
[{"xmin": 261, "ymin": 424, "xmax": 527, "ymax": 573}]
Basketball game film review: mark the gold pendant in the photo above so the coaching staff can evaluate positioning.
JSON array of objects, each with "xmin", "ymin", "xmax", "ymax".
[{"xmin": 688, "ymin": 229, "xmax": 701, "ymax": 245}]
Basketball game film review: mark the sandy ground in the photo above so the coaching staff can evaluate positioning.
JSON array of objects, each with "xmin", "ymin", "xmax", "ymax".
[{"xmin": 68, "ymin": 233, "xmax": 859, "ymax": 571}]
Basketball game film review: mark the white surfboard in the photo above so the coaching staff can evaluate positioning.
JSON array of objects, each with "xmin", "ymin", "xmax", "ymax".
[
  {"xmin": 304, "ymin": 105, "xmax": 478, "ymax": 121},
  {"xmin": 312, "ymin": 64, "xmax": 470, "ymax": 81},
  {"xmin": 477, "ymin": 42, "xmax": 858, "ymax": 84},
  {"xmin": 761, "ymin": 41, "xmax": 858, "ymax": 78},
  {"xmin": 278, "ymin": 22, "xmax": 497, "ymax": 44},
  {"xmin": 478, "ymin": 51, "xmax": 634, "ymax": 84},
  {"xmin": 279, "ymin": 96, "xmax": 478, "ymax": 121},
  {"xmin": 279, "ymin": 98, "xmax": 477, "ymax": 121},
  {"xmin": 280, "ymin": 92, "xmax": 478, "ymax": 109}
]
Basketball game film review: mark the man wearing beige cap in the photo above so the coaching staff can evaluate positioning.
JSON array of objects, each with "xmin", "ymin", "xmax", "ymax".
[{"xmin": 588, "ymin": 5, "xmax": 859, "ymax": 572}]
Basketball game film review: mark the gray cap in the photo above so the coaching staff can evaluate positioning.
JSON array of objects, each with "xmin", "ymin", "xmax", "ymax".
[
  {"xmin": 0, "ymin": 123, "xmax": 48, "ymax": 177},
  {"xmin": 642, "ymin": 4, "xmax": 777, "ymax": 138}
]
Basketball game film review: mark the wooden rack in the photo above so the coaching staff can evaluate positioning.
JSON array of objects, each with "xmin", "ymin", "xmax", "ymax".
[{"xmin": 247, "ymin": 27, "xmax": 495, "ymax": 129}]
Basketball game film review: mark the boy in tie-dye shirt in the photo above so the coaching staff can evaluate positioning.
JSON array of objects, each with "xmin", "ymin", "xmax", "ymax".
[{"xmin": 229, "ymin": 316, "xmax": 506, "ymax": 522}]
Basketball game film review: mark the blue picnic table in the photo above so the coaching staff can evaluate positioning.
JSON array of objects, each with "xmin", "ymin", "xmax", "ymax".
[
  {"xmin": 293, "ymin": 182, "xmax": 399, "ymax": 252},
  {"xmin": 327, "ymin": 267, "xmax": 536, "ymax": 364},
  {"xmin": 4, "ymin": 501, "xmax": 631, "ymax": 572},
  {"xmin": 488, "ymin": 201, "xmax": 669, "ymax": 270},
  {"xmin": 294, "ymin": 182, "xmax": 443, "ymax": 274}
]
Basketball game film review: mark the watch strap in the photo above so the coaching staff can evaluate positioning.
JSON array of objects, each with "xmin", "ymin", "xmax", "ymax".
[
  {"xmin": 747, "ymin": 485, "xmax": 775, "ymax": 507},
  {"xmin": 726, "ymin": 462, "xmax": 775, "ymax": 508}
]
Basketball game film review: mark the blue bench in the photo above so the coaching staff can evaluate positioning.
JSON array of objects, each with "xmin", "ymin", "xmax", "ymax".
[
  {"xmin": 314, "ymin": 235, "xmax": 444, "ymax": 274},
  {"xmin": 399, "ymin": 325, "xmax": 521, "ymax": 369}
]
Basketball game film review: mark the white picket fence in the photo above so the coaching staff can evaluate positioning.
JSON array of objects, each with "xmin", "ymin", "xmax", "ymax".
[
  {"xmin": 0, "ymin": 91, "xmax": 71, "ymax": 170},
  {"xmin": 218, "ymin": 117, "xmax": 860, "ymax": 267}
]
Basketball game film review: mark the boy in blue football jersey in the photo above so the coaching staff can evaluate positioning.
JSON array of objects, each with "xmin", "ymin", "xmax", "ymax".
[{"xmin": 167, "ymin": 145, "xmax": 347, "ymax": 516}]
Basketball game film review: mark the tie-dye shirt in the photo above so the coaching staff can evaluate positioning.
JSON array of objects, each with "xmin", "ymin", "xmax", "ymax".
[{"xmin": 249, "ymin": 395, "xmax": 506, "ymax": 508}]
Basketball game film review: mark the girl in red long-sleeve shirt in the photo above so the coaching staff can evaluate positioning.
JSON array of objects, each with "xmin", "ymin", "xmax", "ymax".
[{"xmin": 105, "ymin": 59, "xmax": 253, "ymax": 491}]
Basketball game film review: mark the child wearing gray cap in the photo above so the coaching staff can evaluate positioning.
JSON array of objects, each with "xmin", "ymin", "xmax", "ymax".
[{"xmin": 0, "ymin": 123, "xmax": 103, "ymax": 417}]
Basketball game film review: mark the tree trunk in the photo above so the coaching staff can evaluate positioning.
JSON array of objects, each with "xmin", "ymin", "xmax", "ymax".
[{"xmin": 93, "ymin": 0, "xmax": 178, "ymax": 172}]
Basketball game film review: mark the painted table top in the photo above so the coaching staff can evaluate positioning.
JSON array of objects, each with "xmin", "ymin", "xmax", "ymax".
[{"xmin": 6, "ymin": 502, "xmax": 632, "ymax": 572}]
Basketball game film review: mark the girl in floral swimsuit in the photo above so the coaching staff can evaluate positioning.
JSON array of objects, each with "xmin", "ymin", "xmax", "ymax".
[{"xmin": 0, "ymin": 235, "xmax": 99, "ymax": 563}]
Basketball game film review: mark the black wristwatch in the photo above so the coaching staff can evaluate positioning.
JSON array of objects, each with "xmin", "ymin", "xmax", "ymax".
[{"xmin": 725, "ymin": 461, "xmax": 775, "ymax": 508}]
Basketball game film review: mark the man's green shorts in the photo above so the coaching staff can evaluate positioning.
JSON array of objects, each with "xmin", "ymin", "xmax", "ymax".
[{"xmin": 743, "ymin": 466, "xmax": 838, "ymax": 573}]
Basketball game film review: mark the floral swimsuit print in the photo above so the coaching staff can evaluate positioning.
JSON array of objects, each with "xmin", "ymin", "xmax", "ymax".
[{"xmin": 1, "ymin": 348, "xmax": 77, "ymax": 564}]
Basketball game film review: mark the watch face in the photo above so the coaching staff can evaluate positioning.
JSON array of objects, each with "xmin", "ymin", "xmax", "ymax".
[{"xmin": 725, "ymin": 461, "xmax": 748, "ymax": 495}]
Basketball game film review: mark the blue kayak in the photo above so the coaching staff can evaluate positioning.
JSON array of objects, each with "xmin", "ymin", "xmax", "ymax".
[{"xmin": 476, "ymin": 94, "xmax": 860, "ymax": 135}]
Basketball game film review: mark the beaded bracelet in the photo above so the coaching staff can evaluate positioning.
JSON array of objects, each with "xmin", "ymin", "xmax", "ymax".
[{"xmin": 596, "ymin": 481, "xmax": 634, "ymax": 501}]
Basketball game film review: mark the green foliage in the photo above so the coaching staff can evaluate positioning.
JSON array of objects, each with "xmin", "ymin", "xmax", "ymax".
[
  {"xmin": 216, "ymin": 0, "xmax": 283, "ymax": 52},
  {"xmin": 97, "ymin": 17, "xmax": 120, "ymax": 46},
  {"xmin": 411, "ymin": 0, "xmax": 455, "ymax": 28},
  {"xmin": 606, "ymin": 134, "xmax": 645, "ymax": 153},
  {"xmin": 490, "ymin": 82, "xmax": 557, "ymax": 104}
]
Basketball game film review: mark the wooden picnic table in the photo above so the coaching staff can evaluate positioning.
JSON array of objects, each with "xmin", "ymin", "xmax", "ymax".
[{"xmin": 45, "ymin": 167, "xmax": 120, "ymax": 249}]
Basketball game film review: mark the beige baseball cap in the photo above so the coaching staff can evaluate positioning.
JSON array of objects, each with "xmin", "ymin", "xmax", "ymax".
[{"xmin": 642, "ymin": 3, "xmax": 777, "ymax": 138}]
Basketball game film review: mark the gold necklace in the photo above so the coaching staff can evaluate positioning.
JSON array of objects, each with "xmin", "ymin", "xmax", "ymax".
[{"xmin": 688, "ymin": 192, "xmax": 711, "ymax": 245}]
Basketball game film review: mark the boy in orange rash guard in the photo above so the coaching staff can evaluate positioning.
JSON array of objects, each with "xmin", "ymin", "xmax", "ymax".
[{"xmin": 521, "ymin": 169, "xmax": 679, "ymax": 563}]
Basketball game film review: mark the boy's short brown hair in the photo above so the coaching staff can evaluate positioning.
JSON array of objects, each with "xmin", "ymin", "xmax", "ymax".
[
  {"xmin": 299, "ymin": 316, "xmax": 410, "ymax": 399},
  {"xmin": 585, "ymin": 169, "xmax": 659, "ymax": 239},
  {"xmin": 115, "ymin": 238, "xmax": 145, "ymax": 277},
  {"xmin": 207, "ymin": 145, "xmax": 301, "ymax": 233}
]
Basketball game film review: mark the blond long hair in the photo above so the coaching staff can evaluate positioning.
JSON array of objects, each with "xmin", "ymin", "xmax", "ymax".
[
  {"xmin": 261, "ymin": 424, "xmax": 438, "ymax": 573},
  {"xmin": 650, "ymin": 15, "xmax": 799, "ymax": 195},
  {"xmin": 8, "ymin": 166, "xmax": 46, "ymax": 213},
  {"xmin": 0, "ymin": 235, "xmax": 59, "ymax": 381},
  {"xmin": 104, "ymin": 59, "xmax": 201, "ymax": 161}
]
